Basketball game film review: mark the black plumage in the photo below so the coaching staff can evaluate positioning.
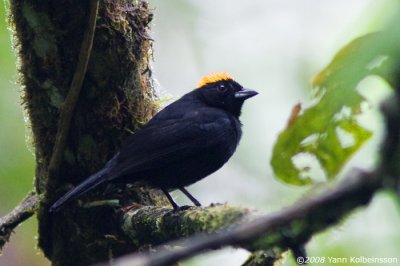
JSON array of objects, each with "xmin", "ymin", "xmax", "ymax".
[{"xmin": 49, "ymin": 73, "xmax": 257, "ymax": 212}]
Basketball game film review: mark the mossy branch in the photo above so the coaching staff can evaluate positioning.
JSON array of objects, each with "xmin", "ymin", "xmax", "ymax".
[
  {"xmin": 110, "ymin": 169, "xmax": 382, "ymax": 266},
  {"xmin": 0, "ymin": 191, "xmax": 39, "ymax": 251},
  {"xmin": 121, "ymin": 204, "xmax": 256, "ymax": 247}
]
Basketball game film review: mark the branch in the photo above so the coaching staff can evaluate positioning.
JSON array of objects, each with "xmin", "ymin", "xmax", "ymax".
[
  {"xmin": 107, "ymin": 169, "xmax": 381, "ymax": 266},
  {"xmin": 121, "ymin": 204, "xmax": 256, "ymax": 247},
  {"xmin": 0, "ymin": 192, "xmax": 39, "ymax": 251},
  {"xmin": 46, "ymin": 0, "xmax": 99, "ymax": 184}
]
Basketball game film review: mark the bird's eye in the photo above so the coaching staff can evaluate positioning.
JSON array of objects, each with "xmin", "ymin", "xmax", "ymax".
[{"xmin": 217, "ymin": 84, "xmax": 227, "ymax": 93}]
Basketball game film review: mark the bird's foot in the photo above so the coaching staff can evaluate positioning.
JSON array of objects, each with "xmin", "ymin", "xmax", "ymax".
[{"xmin": 174, "ymin": 205, "xmax": 193, "ymax": 211}]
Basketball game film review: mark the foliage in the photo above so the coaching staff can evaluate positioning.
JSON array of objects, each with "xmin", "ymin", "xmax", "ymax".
[{"xmin": 271, "ymin": 27, "xmax": 400, "ymax": 185}]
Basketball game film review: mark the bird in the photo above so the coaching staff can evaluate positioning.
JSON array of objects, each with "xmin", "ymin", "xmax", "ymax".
[{"xmin": 49, "ymin": 72, "xmax": 258, "ymax": 212}]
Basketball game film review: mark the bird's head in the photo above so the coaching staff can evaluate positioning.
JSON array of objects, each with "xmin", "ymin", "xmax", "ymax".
[{"xmin": 194, "ymin": 72, "xmax": 258, "ymax": 117}]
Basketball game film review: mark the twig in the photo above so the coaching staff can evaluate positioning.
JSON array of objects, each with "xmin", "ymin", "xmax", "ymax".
[
  {"xmin": 47, "ymin": 0, "xmax": 99, "ymax": 184},
  {"xmin": 108, "ymin": 169, "xmax": 381, "ymax": 266},
  {"xmin": 0, "ymin": 192, "xmax": 39, "ymax": 251}
]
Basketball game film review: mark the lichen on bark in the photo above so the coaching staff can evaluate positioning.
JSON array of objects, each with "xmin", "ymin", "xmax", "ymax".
[{"xmin": 122, "ymin": 204, "xmax": 254, "ymax": 247}]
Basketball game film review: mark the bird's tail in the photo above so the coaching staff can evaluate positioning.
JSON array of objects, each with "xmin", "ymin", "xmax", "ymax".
[{"xmin": 49, "ymin": 167, "xmax": 110, "ymax": 213}]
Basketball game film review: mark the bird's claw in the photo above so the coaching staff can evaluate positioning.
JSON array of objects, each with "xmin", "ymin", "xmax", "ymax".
[{"xmin": 174, "ymin": 205, "xmax": 192, "ymax": 212}]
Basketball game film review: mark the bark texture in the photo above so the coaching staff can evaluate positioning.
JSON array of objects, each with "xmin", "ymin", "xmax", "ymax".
[
  {"xmin": 121, "ymin": 204, "xmax": 255, "ymax": 247},
  {"xmin": 8, "ymin": 0, "xmax": 164, "ymax": 264}
]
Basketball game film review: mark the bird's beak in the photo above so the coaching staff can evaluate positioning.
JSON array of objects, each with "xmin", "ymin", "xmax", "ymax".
[{"xmin": 234, "ymin": 88, "xmax": 258, "ymax": 99}]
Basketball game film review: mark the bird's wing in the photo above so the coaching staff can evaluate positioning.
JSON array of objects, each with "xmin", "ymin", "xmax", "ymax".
[{"xmin": 107, "ymin": 110, "xmax": 235, "ymax": 180}]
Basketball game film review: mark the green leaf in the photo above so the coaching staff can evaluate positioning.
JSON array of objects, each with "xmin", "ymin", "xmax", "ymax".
[{"xmin": 271, "ymin": 29, "xmax": 400, "ymax": 186}]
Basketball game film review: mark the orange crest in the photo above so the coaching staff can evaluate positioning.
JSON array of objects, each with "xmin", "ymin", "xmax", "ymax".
[{"xmin": 196, "ymin": 72, "xmax": 234, "ymax": 88}]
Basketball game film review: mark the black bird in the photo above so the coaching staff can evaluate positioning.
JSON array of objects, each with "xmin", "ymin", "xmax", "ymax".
[{"xmin": 49, "ymin": 73, "xmax": 258, "ymax": 212}]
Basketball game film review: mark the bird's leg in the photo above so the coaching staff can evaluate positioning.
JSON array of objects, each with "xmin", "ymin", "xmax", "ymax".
[
  {"xmin": 161, "ymin": 189, "xmax": 179, "ymax": 210},
  {"xmin": 179, "ymin": 187, "xmax": 201, "ymax": 206}
]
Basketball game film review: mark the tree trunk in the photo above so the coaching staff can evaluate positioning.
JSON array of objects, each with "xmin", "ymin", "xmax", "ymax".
[{"xmin": 8, "ymin": 0, "xmax": 163, "ymax": 264}]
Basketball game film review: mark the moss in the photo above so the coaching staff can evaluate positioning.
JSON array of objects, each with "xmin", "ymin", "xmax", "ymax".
[
  {"xmin": 122, "ymin": 205, "xmax": 252, "ymax": 247},
  {"xmin": 251, "ymin": 232, "xmax": 283, "ymax": 251},
  {"xmin": 77, "ymin": 134, "xmax": 98, "ymax": 167},
  {"xmin": 21, "ymin": 1, "xmax": 57, "ymax": 59},
  {"xmin": 243, "ymin": 249, "xmax": 288, "ymax": 266},
  {"xmin": 42, "ymin": 81, "xmax": 64, "ymax": 108},
  {"xmin": 64, "ymin": 148, "xmax": 76, "ymax": 165},
  {"xmin": 180, "ymin": 204, "xmax": 247, "ymax": 234},
  {"xmin": 9, "ymin": 0, "xmax": 159, "ymax": 264}
]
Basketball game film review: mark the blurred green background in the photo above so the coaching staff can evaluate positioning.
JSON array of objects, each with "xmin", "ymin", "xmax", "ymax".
[
  {"xmin": 0, "ymin": 1, "xmax": 47, "ymax": 265},
  {"xmin": 1, "ymin": 1, "xmax": 400, "ymax": 265}
]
